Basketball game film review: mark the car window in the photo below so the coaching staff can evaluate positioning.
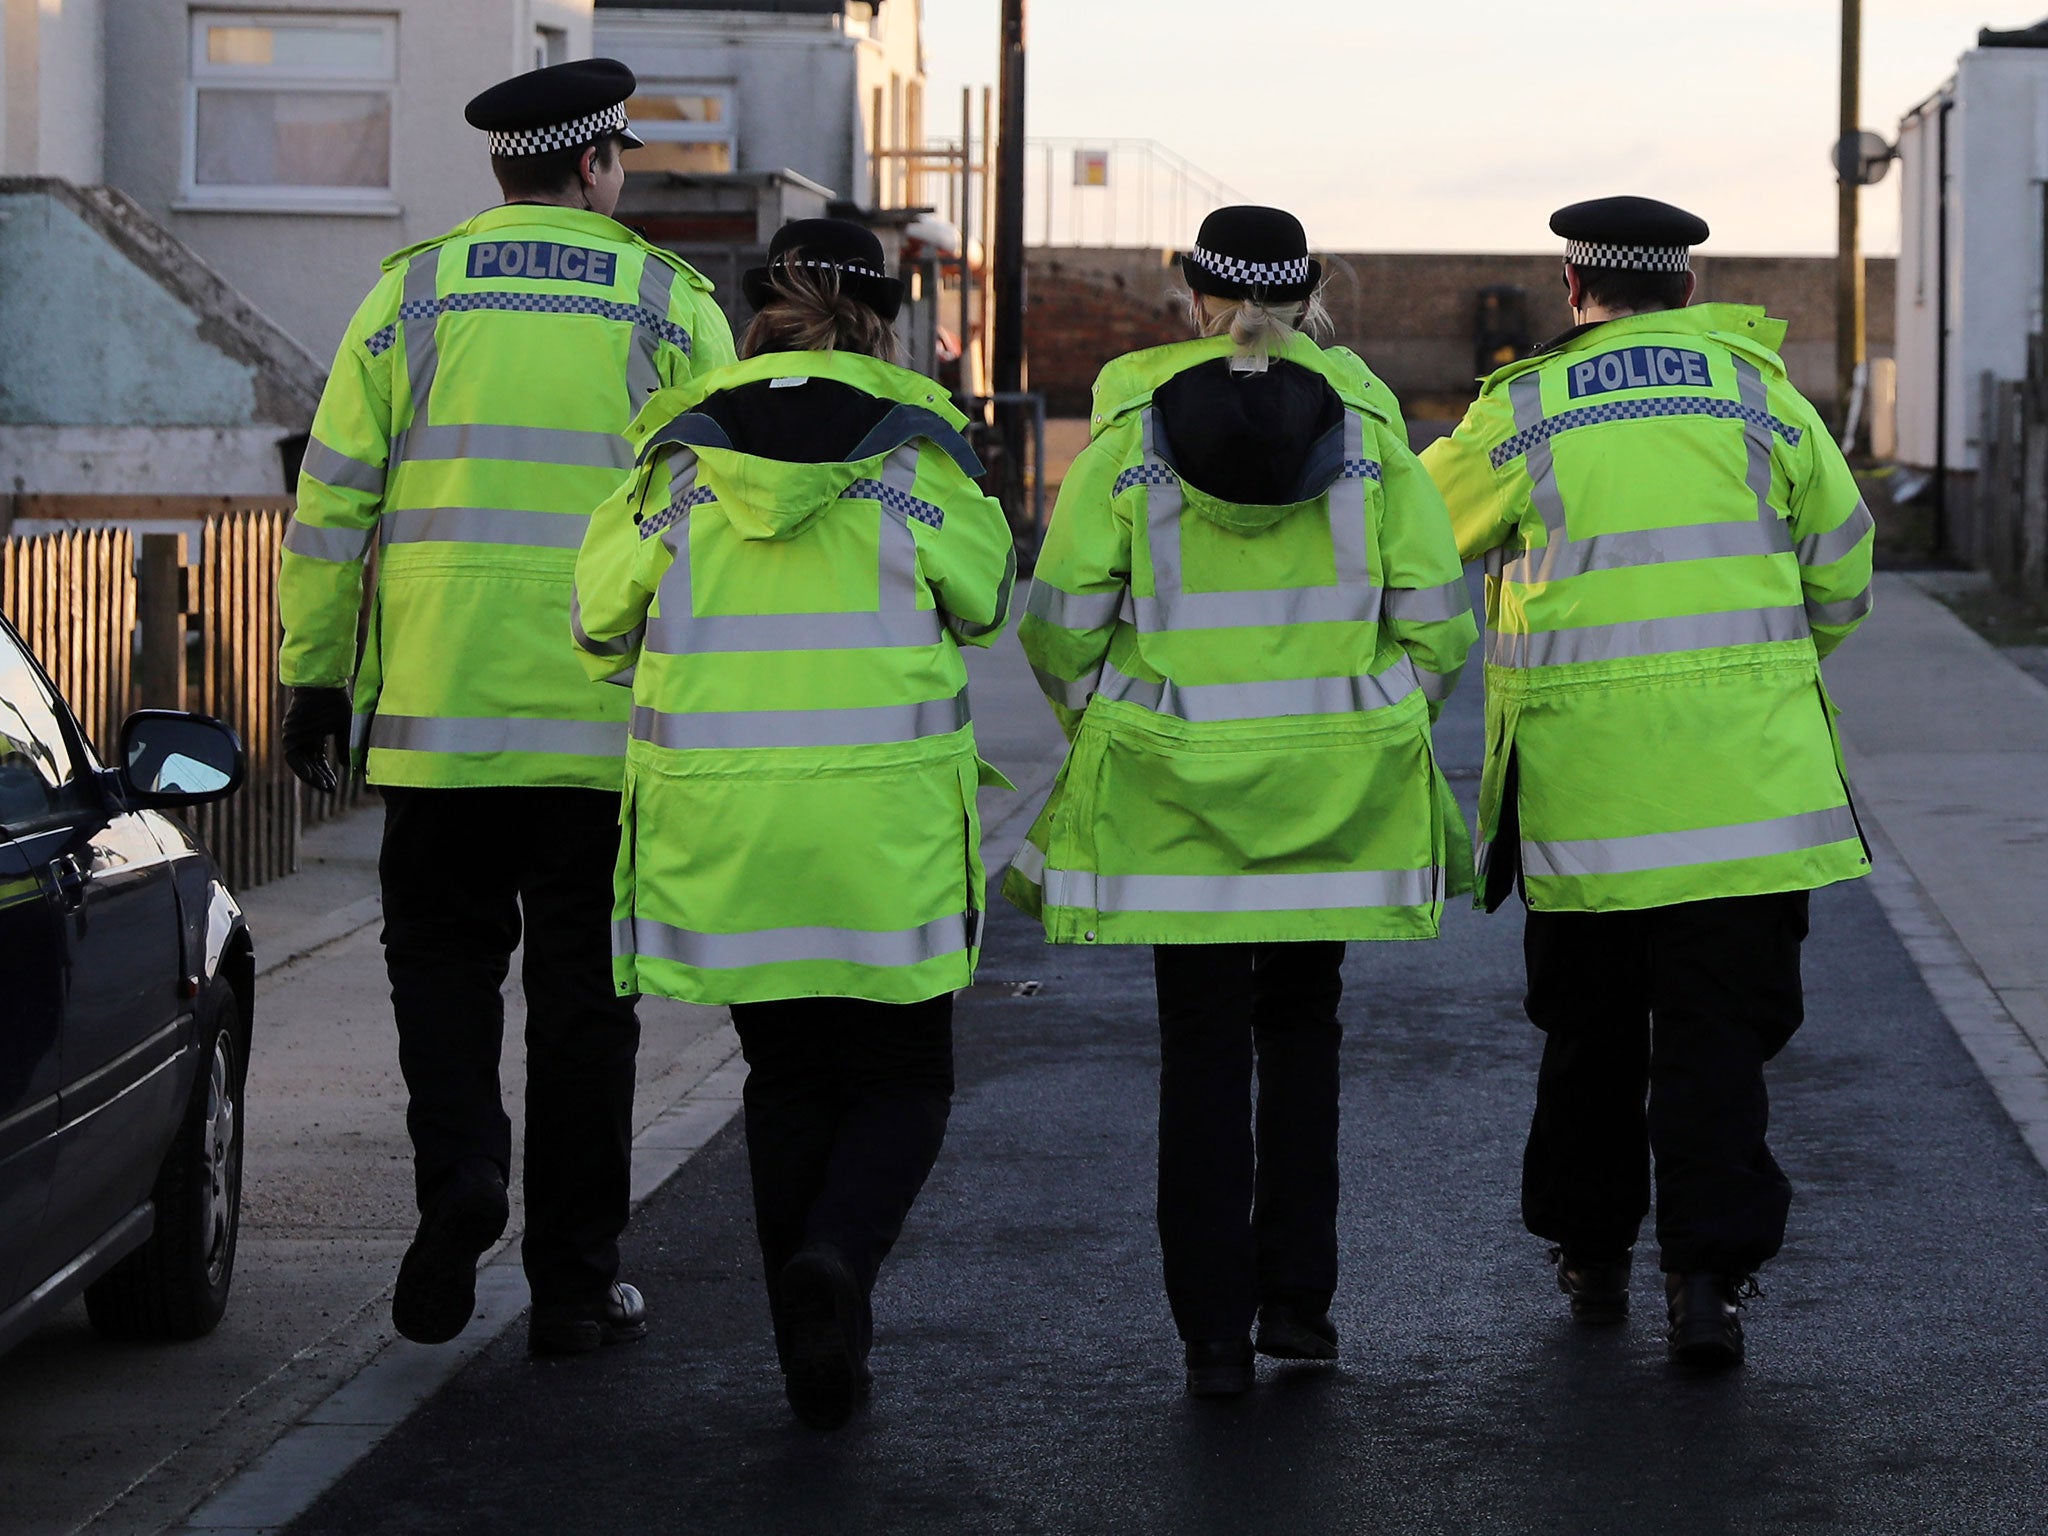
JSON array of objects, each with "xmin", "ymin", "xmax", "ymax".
[{"xmin": 0, "ymin": 627, "xmax": 89, "ymax": 832}]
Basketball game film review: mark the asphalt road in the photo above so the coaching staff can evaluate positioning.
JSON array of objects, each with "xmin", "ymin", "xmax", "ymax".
[{"xmin": 287, "ymin": 667, "xmax": 2048, "ymax": 1534}]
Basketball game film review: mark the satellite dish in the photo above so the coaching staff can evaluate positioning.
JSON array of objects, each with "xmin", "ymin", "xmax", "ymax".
[{"xmin": 1833, "ymin": 129, "xmax": 1896, "ymax": 187}]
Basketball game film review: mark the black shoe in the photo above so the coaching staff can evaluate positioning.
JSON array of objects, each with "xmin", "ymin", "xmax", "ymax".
[
  {"xmin": 392, "ymin": 1160, "xmax": 508, "ymax": 1345},
  {"xmin": 780, "ymin": 1247, "xmax": 866, "ymax": 1431},
  {"xmin": 1552, "ymin": 1246, "xmax": 1633, "ymax": 1324},
  {"xmin": 1184, "ymin": 1340, "xmax": 1255, "ymax": 1398},
  {"xmin": 1665, "ymin": 1271, "xmax": 1751, "ymax": 1371},
  {"xmin": 529, "ymin": 1281, "xmax": 649, "ymax": 1357},
  {"xmin": 1255, "ymin": 1302, "xmax": 1338, "ymax": 1361}
]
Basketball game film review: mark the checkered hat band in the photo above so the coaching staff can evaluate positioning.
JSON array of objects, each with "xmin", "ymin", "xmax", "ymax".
[
  {"xmin": 486, "ymin": 103, "xmax": 628, "ymax": 157},
  {"xmin": 1188, "ymin": 245, "xmax": 1310, "ymax": 288},
  {"xmin": 776, "ymin": 257, "xmax": 890, "ymax": 283},
  {"xmin": 1564, "ymin": 240, "xmax": 1691, "ymax": 273}
]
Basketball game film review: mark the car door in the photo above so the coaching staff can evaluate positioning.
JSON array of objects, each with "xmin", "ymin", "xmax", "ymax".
[
  {"xmin": 0, "ymin": 626, "xmax": 187, "ymax": 1284},
  {"xmin": 0, "ymin": 633, "xmax": 90, "ymax": 1307}
]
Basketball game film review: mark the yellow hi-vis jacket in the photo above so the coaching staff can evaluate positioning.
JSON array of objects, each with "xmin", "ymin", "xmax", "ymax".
[
  {"xmin": 570, "ymin": 351, "xmax": 1017, "ymax": 1006},
  {"xmin": 278, "ymin": 203, "xmax": 736, "ymax": 790},
  {"xmin": 1420, "ymin": 303, "xmax": 1874, "ymax": 912},
  {"xmin": 1005, "ymin": 334, "xmax": 1478, "ymax": 945}
]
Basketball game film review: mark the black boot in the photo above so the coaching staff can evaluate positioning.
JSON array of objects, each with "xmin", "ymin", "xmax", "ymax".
[
  {"xmin": 779, "ymin": 1246, "xmax": 868, "ymax": 1430},
  {"xmin": 1255, "ymin": 1301, "xmax": 1338, "ymax": 1361},
  {"xmin": 1664, "ymin": 1271, "xmax": 1751, "ymax": 1371},
  {"xmin": 529, "ymin": 1281, "xmax": 649, "ymax": 1357},
  {"xmin": 392, "ymin": 1158, "xmax": 509, "ymax": 1345},
  {"xmin": 1552, "ymin": 1246, "xmax": 1632, "ymax": 1324},
  {"xmin": 1185, "ymin": 1340, "xmax": 1255, "ymax": 1398}
]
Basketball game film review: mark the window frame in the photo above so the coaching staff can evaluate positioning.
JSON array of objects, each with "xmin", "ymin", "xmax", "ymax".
[
  {"xmin": 624, "ymin": 83, "xmax": 739, "ymax": 176},
  {"xmin": 179, "ymin": 9, "xmax": 401, "ymax": 217},
  {"xmin": 0, "ymin": 622, "xmax": 98, "ymax": 838}
]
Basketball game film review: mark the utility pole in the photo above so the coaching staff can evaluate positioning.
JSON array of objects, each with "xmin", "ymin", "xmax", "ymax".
[
  {"xmin": 1836, "ymin": 0, "xmax": 1866, "ymax": 445},
  {"xmin": 992, "ymin": 0, "xmax": 1028, "ymax": 516}
]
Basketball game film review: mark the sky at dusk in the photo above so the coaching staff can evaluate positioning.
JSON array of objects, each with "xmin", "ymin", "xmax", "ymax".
[{"xmin": 922, "ymin": 1, "xmax": 2029, "ymax": 255}]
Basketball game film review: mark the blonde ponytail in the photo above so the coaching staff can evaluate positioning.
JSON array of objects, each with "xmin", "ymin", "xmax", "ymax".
[{"xmin": 1185, "ymin": 288, "xmax": 1335, "ymax": 372}]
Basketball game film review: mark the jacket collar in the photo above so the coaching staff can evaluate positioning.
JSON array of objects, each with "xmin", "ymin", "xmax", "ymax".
[{"xmin": 1089, "ymin": 333, "xmax": 1393, "ymax": 434}]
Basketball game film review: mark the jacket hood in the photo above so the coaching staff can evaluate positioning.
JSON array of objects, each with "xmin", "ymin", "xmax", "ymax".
[
  {"xmin": 1089, "ymin": 333, "xmax": 1393, "ymax": 434},
  {"xmin": 629, "ymin": 351, "xmax": 977, "ymax": 543}
]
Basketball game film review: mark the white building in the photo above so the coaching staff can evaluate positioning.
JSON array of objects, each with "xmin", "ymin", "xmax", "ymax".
[
  {"xmin": 1895, "ymin": 22, "xmax": 2048, "ymax": 480},
  {"xmin": 5, "ymin": 1, "xmax": 599, "ymax": 365},
  {"xmin": 596, "ymin": 0, "xmax": 926, "ymax": 207}
]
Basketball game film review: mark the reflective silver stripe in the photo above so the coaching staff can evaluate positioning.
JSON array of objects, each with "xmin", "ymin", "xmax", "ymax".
[
  {"xmin": 1131, "ymin": 408, "xmax": 1378, "ymax": 632},
  {"xmin": 382, "ymin": 507, "xmax": 589, "ymax": 549},
  {"xmin": 368, "ymin": 714, "xmax": 624, "ymax": 756},
  {"xmin": 396, "ymin": 252, "xmax": 441, "ymax": 461},
  {"xmin": 643, "ymin": 447, "xmax": 945, "ymax": 656},
  {"xmin": 391, "ymin": 423, "xmax": 633, "ymax": 470},
  {"xmin": 1800, "ymin": 501, "xmax": 1876, "ymax": 566},
  {"xmin": 1415, "ymin": 665, "xmax": 1459, "ymax": 704},
  {"xmin": 630, "ymin": 690, "xmax": 969, "ymax": 750},
  {"xmin": 1097, "ymin": 655, "xmax": 1419, "ymax": 722},
  {"xmin": 1522, "ymin": 805, "xmax": 1861, "ymax": 880},
  {"xmin": 1806, "ymin": 588, "xmax": 1874, "ymax": 627},
  {"xmin": 1501, "ymin": 367, "xmax": 1790, "ymax": 585},
  {"xmin": 1382, "ymin": 580, "xmax": 1472, "ymax": 624},
  {"xmin": 349, "ymin": 713, "xmax": 373, "ymax": 752},
  {"xmin": 570, "ymin": 591, "xmax": 643, "ymax": 657},
  {"xmin": 1031, "ymin": 665, "xmax": 1098, "ymax": 711},
  {"xmin": 1025, "ymin": 580, "xmax": 1123, "ymax": 632},
  {"xmin": 953, "ymin": 542, "xmax": 1017, "ymax": 641},
  {"xmin": 283, "ymin": 519, "xmax": 374, "ymax": 563},
  {"xmin": 1505, "ymin": 520, "xmax": 1791, "ymax": 582},
  {"xmin": 301, "ymin": 438, "xmax": 387, "ymax": 496},
  {"xmin": 623, "ymin": 911, "xmax": 975, "ymax": 970},
  {"xmin": 1008, "ymin": 840, "xmax": 1047, "ymax": 884},
  {"xmin": 1732, "ymin": 359, "xmax": 1790, "ymax": 547},
  {"xmin": 1040, "ymin": 866, "xmax": 1437, "ymax": 913},
  {"xmin": 1488, "ymin": 605, "xmax": 1811, "ymax": 668},
  {"xmin": 627, "ymin": 255, "xmax": 678, "ymax": 407}
]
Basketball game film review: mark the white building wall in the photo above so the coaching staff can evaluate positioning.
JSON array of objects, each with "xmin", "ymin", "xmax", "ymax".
[
  {"xmin": 2, "ymin": 0, "xmax": 106, "ymax": 182},
  {"xmin": 102, "ymin": 0, "xmax": 594, "ymax": 366},
  {"xmin": 599, "ymin": 11, "xmax": 855, "ymax": 192},
  {"xmin": 1894, "ymin": 45, "xmax": 2048, "ymax": 474}
]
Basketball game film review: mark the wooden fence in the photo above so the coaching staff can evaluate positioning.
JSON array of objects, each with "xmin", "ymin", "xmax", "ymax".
[
  {"xmin": 0, "ymin": 513, "xmax": 366, "ymax": 891},
  {"xmin": 1973, "ymin": 356, "xmax": 2048, "ymax": 595}
]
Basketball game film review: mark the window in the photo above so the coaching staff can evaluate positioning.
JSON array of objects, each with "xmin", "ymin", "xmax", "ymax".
[
  {"xmin": 533, "ymin": 26, "xmax": 567, "ymax": 71},
  {"xmin": 0, "ymin": 629, "xmax": 84, "ymax": 832},
  {"xmin": 183, "ymin": 11, "xmax": 398, "ymax": 214},
  {"xmin": 624, "ymin": 86, "xmax": 737, "ymax": 175}
]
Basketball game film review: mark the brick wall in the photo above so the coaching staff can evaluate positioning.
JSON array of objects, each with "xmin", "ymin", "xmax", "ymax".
[{"xmin": 1025, "ymin": 247, "xmax": 1899, "ymax": 419}]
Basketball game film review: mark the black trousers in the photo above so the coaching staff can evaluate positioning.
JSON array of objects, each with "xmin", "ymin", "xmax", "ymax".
[
  {"xmin": 728, "ymin": 994, "xmax": 954, "ymax": 1363},
  {"xmin": 1153, "ymin": 942, "xmax": 1346, "ymax": 1344},
  {"xmin": 1520, "ymin": 891, "xmax": 1809, "ymax": 1277},
  {"xmin": 379, "ymin": 785, "xmax": 641, "ymax": 1309}
]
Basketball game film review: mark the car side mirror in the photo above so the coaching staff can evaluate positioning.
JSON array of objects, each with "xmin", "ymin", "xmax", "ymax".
[{"xmin": 117, "ymin": 710, "xmax": 246, "ymax": 807}]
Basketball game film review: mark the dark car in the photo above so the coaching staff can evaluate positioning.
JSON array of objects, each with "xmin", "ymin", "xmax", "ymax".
[{"xmin": 0, "ymin": 612, "xmax": 254, "ymax": 1354}]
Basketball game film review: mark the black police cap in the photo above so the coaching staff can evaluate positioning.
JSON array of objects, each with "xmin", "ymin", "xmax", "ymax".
[
  {"xmin": 464, "ymin": 59, "xmax": 643, "ymax": 157},
  {"xmin": 742, "ymin": 218, "xmax": 905, "ymax": 321},
  {"xmin": 1550, "ymin": 196, "xmax": 1710, "ymax": 273},
  {"xmin": 1178, "ymin": 204, "xmax": 1321, "ymax": 302}
]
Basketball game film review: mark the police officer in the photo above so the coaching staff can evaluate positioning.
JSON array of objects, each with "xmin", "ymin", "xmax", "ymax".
[
  {"xmin": 276, "ymin": 59, "xmax": 736, "ymax": 1355},
  {"xmin": 1007, "ymin": 206, "xmax": 1477, "ymax": 1397},
  {"xmin": 1420, "ymin": 197, "xmax": 1875, "ymax": 1369},
  {"xmin": 571, "ymin": 219, "xmax": 1015, "ymax": 1429}
]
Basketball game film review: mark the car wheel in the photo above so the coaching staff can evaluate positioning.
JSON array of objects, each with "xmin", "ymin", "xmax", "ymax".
[{"xmin": 84, "ymin": 989, "xmax": 245, "ymax": 1341}]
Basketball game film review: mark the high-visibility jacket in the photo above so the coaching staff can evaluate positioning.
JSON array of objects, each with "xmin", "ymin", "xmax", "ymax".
[
  {"xmin": 278, "ymin": 203, "xmax": 736, "ymax": 790},
  {"xmin": 571, "ymin": 350, "xmax": 1017, "ymax": 1006},
  {"xmin": 1004, "ymin": 333, "xmax": 1478, "ymax": 945},
  {"xmin": 1420, "ymin": 303, "xmax": 1875, "ymax": 913}
]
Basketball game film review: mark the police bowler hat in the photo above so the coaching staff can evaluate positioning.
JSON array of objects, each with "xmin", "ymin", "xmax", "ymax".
[
  {"xmin": 743, "ymin": 219, "xmax": 905, "ymax": 322},
  {"xmin": 465, "ymin": 59, "xmax": 644, "ymax": 156},
  {"xmin": 1178, "ymin": 205, "xmax": 1321, "ymax": 302}
]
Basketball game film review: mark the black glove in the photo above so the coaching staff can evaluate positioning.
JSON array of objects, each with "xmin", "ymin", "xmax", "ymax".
[{"xmin": 282, "ymin": 686, "xmax": 351, "ymax": 794}]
